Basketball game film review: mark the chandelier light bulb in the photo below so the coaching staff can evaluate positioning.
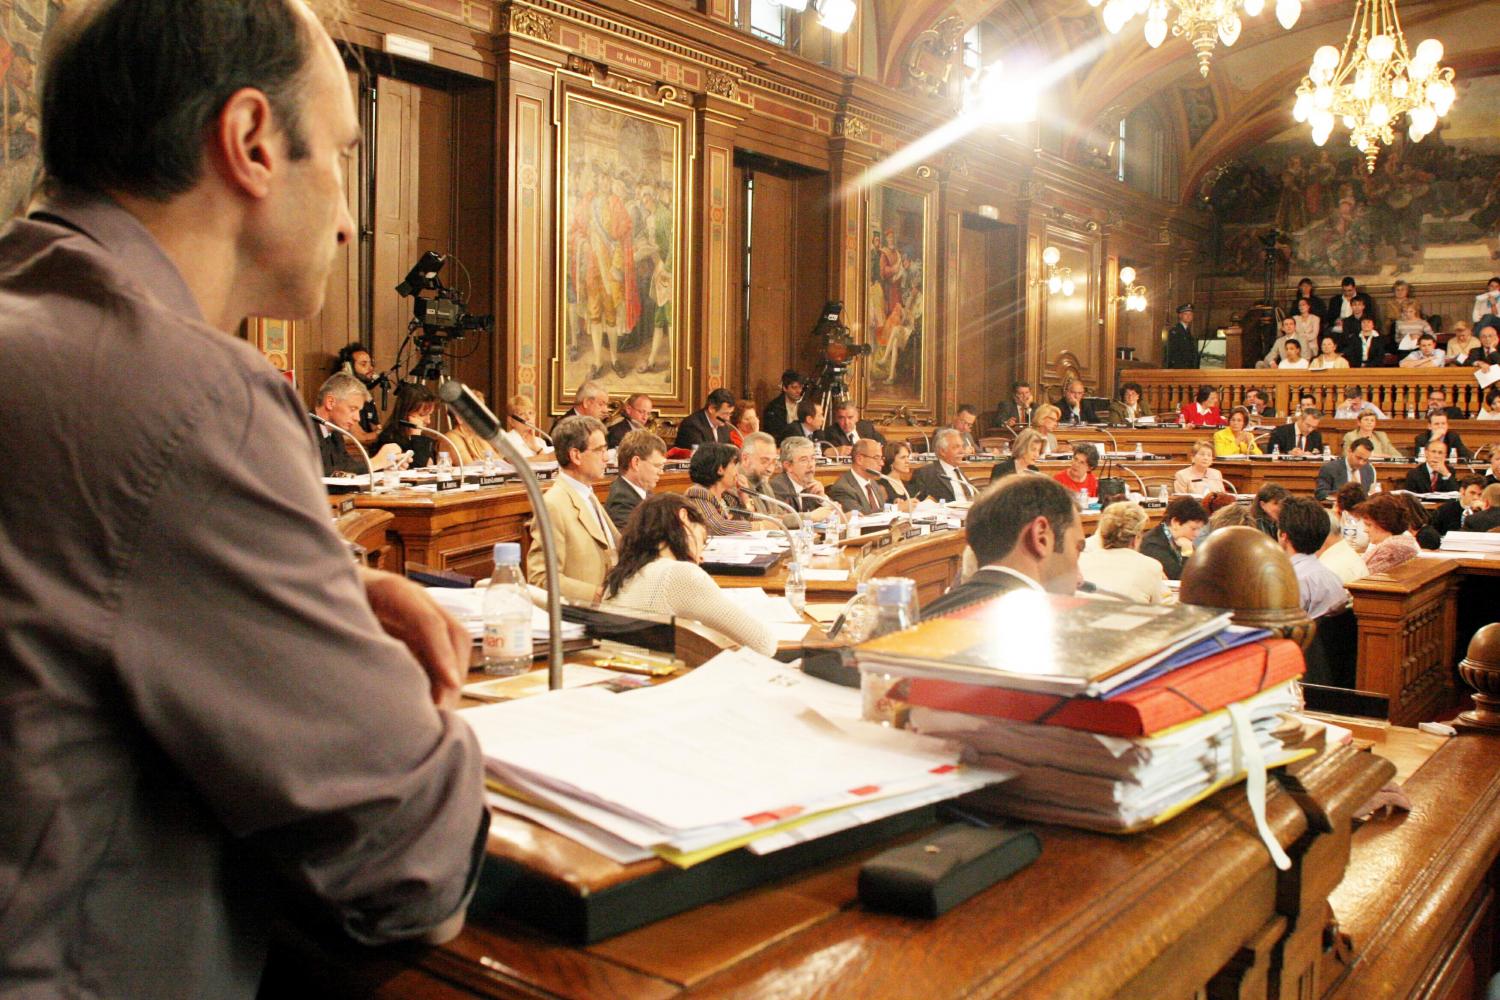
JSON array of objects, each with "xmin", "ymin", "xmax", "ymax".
[
  {"xmin": 1313, "ymin": 44, "xmax": 1340, "ymax": 70},
  {"xmin": 1218, "ymin": 13, "xmax": 1241, "ymax": 44},
  {"xmin": 1414, "ymin": 38, "xmax": 1444, "ymax": 65},
  {"xmin": 1119, "ymin": 266, "xmax": 1137, "ymax": 285},
  {"xmin": 1410, "ymin": 104, "xmax": 1437, "ymax": 133},
  {"xmin": 1144, "ymin": 15, "xmax": 1168, "ymax": 46},
  {"xmin": 1088, "ymin": 0, "xmax": 1104, "ymax": 7},
  {"xmin": 1102, "ymin": 0, "xmax": 1130, "ymax": 34},
  {"xmin": 1342, "ymin": 114, "xmax": 1356, "ymax": 128},
  {"xmin": 1314, "ymin": 85, "xmax": 1333, "ymax": 109},
  {"xmin": 1292, "ymin": 92, "xmax": 1310, "ymax": 122},
  {"xmin": 1369, "ymin": 101, "xmax": 1390, "ymax": 126},
  {"xmin": 1061, "ymin": 278, "xmax": 1076, "ymax": 297},
  {"xmin": 1243, "ymin": 0, "xmax": 1264, "ymax": 17},
  {"xmin": 1042, "ymin": 245, "xmax": 1061, "ymax": 266},
  {"xmin": 1431, "ymin": 81, "xmax": 1455, "ymax": 116},
  {"xmin": 1366, "ymin": 33, "xmax": 1394, "ymax": 62},
  {"xmin": 1392, "ymin": 76, "xmax": 1409, "ymax": 98},
  {"xmin": 1276, "ymin": 0, "xmax": 1300, "ymax": 29},
  {"xmin": 1048, "ymin": 275, "xmax": 1063, "ymax": 294}
]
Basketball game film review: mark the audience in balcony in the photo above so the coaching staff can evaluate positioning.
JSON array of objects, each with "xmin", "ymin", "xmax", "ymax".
[
  {"xmin": 1261, "ymin": 315, "xmax": 1313, "ymax": 369},
  {"xmin": 1292, "ymin": 294, "xmax": 1323, "ymax": 344},
  {"xmin": 1291, "ymin": 278, "xmax": 1325, "ymax": 324},
  {"xmin": 1392, "ymin": 301, "xmax": 1436, "ymax": 356},
  {"xmin": 1477, "ymin": 389, "xmax": 1500, "ymax": 422},
  {"xmin": 1212, "ymin": 407, "xmax": 1261, "ymax": 457},
  {"xmin": 1446, "ymin": 321, "xmax": 1482, "ymax": 365},
  {"xmin": 1345, "ymin": 315, "xmax": 1392, "ymax": 368},
  {"xmin": 1472, "ymin": 275, "xmax": 1500, "ymax": 334},
  {"xmin": 1389, "ymin": 278, "xmax": 1422, "ymax": 321},
  {"xmin": 1341, "ymin": 410, "xmax": 1403, "ymax": 460},
  {"xmin": 1470, "ymin": 326, "xmax": 1500, "ymax": 369},
  {"xmin": 1179, "ymin": 386, "xmax": 1223, "ymax": 428},
  {"xmin": 1355, "ymin": 494, "xmax": 1421, "ymax": 575},
  {"xmin": 1326, "ymin": 276, "xmax": 1377, "ymax": 338},
  {"xmin": 1172, "ymin": 440, "xmax": 1227, "ymax": 496},
  {"xmin": 1422, "ymin": 388, "xmax": 1464, "ymax": 422},
  {"xmin": 1309, "ymin": 334, "xmax": 1349, "ymax": 370},
  {"xmin": 1398, "ymin": 331, "xmax": 1447, "ymax": 368},
  {"xmin": 1277, "ymin": 339, "xmax": 1310, "ymax": 369}
]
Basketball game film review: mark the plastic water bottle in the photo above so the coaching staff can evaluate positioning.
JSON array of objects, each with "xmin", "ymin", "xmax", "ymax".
[
  {"xmin": 842, "ymin": 582, "xmax": 877, "ymax": 644},
  {"xmin": 1323, "ymin": 445, "xmax": 1332, "ymax": 459},
  {"xmin": 1271, "ymin": 443, "xmax": 1280, "ymax": 460},
  {"xmin": 1449, "ymin": 447, "xmax": 1458, "ymax": 465},
  {"xmin": 481, "ymin": 542, "xmax": 533, "ymax": 676},
  {"xmin": 784, "ymin": 559, "xmax": 806, "ymax": 613},
  {"xmin": 1079, "ymin": 489, "xmax": 1091, "ymax": 511},
  {"xmin": 1134, "ymin": 442, "xmax": 1143, "ymax": 460}
]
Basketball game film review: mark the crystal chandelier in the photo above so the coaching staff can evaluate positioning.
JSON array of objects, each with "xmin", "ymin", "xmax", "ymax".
[
  {"xmin": 1291, "ymin": 0, "xmax": 1456, "ymax": 172},
  {"xmin": 1089, "ymin": 0, "xmax": 1302, "ymax": 78}
]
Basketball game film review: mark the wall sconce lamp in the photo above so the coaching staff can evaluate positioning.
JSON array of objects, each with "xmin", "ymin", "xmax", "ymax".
[
  {"xmin": 1114, "ymin": 265, "xmax": 1149, "ymax": 312},
  {"xmin": 1039, "ymin": 246, "xmax": 1075, "ymax": 297}
]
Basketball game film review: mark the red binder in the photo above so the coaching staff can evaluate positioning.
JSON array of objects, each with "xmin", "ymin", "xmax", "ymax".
[{"xmin": 902, "ymin": 639, "xmax": 1304, "ymax": 738}]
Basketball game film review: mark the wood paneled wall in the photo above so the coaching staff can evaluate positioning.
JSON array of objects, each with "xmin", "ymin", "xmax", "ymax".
[{"xmin": 315, "ymin": 0, "xmax": 1207, "ymax": 424}]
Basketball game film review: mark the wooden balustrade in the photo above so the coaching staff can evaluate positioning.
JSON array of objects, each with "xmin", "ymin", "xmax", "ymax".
[
  {"xmin": 1344, "ymin": 558, "xmax": 1461, "ymax": 727},
  {"xmin": 1125, "ymin": 369, "xmax": 1492, "ymax": 421}
]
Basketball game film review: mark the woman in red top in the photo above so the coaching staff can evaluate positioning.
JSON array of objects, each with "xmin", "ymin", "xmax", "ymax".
[
  {"xmin": 1052, "ymin": 443, "xmax": 1100, "ymax": 498},
  {"xmin": 1179, "ymin": 386, "xmax": 1223, "ymax": 428},
  {"xmin": 729, "ymin": 398, "xmax": 758, "ymax": 448}
]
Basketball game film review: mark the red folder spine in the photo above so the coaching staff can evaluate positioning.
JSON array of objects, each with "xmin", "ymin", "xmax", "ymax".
[{"xmin": 903, "ymin": 640, "xmax": 1304, "ymax": 737}]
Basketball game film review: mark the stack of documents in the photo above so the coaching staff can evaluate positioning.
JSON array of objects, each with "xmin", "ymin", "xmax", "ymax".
[
  {"xmin": 1439, "ymin": 530, "xmax": 1500, "ymax": 553},
  {"xmin": 854, "ymin": 591, "xmax": 1308, "ymax": 857},
  {"xmin": 424, "ymin": 586, "xmax": 586, "ymax": 642},
  {"xmin": 463, "ymin": 650, "xmax": 1011, "ymax": 865}
]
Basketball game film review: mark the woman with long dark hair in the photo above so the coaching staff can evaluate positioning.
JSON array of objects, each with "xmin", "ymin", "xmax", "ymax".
[
  {"xmin": 1250, "ymin": 483, "xmax": 1289, "ymax": 540},
  {"xmin": 601, "ymin": 494, "xmax": 776, "ymax": 655},
  {"xmin": 374, "ymin": 382, "xmax": 439, "ymax": 467}
]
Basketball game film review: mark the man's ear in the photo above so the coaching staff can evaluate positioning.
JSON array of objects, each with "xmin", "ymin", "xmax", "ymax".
[
  {"xmin": 211, "ymin": 87, "xmax": 278, "ymax": 199},
  {"xmin": 1020, "ymin": 516, "xmax": 1050, "ymax": 561}
]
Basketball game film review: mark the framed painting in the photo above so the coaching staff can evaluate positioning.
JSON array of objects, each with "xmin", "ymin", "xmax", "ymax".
[
  {"xmin": 864, "ymin": 183, "xmax": 935, "ymax": 413},
  {"xmin": 553, "ymin": 79, "xmax": 692, "ymax": 416}
]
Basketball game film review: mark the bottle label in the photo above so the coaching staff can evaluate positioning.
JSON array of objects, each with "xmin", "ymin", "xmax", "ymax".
[{"xmin": 483, "ymin": 620, "xmax": 531, "ymax": 659}]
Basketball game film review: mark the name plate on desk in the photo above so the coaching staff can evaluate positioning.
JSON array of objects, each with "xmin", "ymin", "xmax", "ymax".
[
  {"xmin": 475, "ymin": 474, "xmax": 511, "ymax": 488},
  {"xmin": 435, "ymin": 478, "xmax": 462, "ymax": 492},
  {"xmin": 335, "ymin": 496, "xmax": 357, "ymax": 516}
]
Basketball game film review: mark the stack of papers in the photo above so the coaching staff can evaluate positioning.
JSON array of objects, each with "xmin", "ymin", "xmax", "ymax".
[
  {"xmin": 463, "ymin": 650, "xmax": 1011, "ymax": 866},
  {"xmin": 424, "ymin": 587, "xmax": 586, "ymax": 641},
  {"xmin": 1440, "ymin": 531, "xmax": 1500, "ymax": 553},
  {"xmin": 700, "ymin": 534, "xmax": 788, "ymax": 565}
]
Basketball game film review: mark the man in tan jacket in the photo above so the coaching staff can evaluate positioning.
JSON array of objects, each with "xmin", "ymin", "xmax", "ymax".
[{"xmin": 527, "ymin": 414, "xmax": 619, "ymax": 602}]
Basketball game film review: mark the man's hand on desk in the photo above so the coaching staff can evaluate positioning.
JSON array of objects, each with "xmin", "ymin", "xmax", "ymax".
[
  {"xmin": 370, "ymin": 442, "xmax": 408, "ymax": 471},
  {"xmin": 360, "ymin": 568, "xmax": 468, "ymax": 711}
]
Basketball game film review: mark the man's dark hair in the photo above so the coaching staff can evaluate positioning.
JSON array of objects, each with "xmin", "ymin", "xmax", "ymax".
[
  {"xmin": 966, "ymin": 476, "xmax": 1077, "ymax": 565},
  {"xmin": 1359, "ymin": 314, "xmax": 1375, "ymax": 326},
  {"xmin": 1348, "ymin": 436, "xmax": 1374, "ymax": 453},
  {"xmin": 1335, "ymin": 482, "xmax": 1367, "ymax": 511},
  {"xmin": 705, "ymin": 387, "xmax": 735, "ymax": 410},
  {"xmin": 1418, "ymin": 332, "xmax": 1437, "ymax": 344},
  {"xmin": 334, "ymin": 342, "xmax": 371, "ymax": 370},
  {"xmin": 1279, "ymin": 497, "xmax": 1328, "ymax": 555},
  {"xmin": 617, "ymin": 430, "xmax": 665, "ymax": 474},
  {"xmin": 1012, "ymin": 380, "xmax": 1030, "ymax": 392},
  {"xmin": 780, "ymin": 370, "xmax": 803, "ymax": 388},
  {"xmin": 1341, "ymin": 276, "xmax": 1357, "ymax": 288},
  {"xmin": 1459, "ymin": 474, "xmax": 1486, "ymax": 492},
  {"xmin": 956, "ymin": 403, "xmax": 978, "ymax": 418},
  {"xmin": 1164, "ymin": 496, "xmax": 1209, "ymax": 526},
  {"xmin": 1119, "ymin": 381, "xmax": 1142, "ymax": 399},
  {"xmin": 1195, "ymin": 385, "xmax": 1215, "ymax": 404},
  {"xmin": 553, "ymin": 415, "xmax": 604, "ymax": 470},
  {"xmin": 1300, "ymin": 406, "xmax": 1322, "ymax": 420},
  {"xmin": 688, "ymin": 442, "xmax": 739, "ymax": 488},
  {"xmin": 41, "ymin": 0, "xmax": 315, "ymax": 201},
  {"xmin": 796, "ymin": 397, "xmax": 821, "ymax": 422}
]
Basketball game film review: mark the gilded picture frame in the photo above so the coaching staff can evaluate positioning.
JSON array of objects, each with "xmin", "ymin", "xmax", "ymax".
[
  {"xmin": 553, "ymin": 80, "xmax": 692, "ymax": 417},
  {"xmin": 864, "ymin": 182, "xmax": 936, "ymax": 413}
]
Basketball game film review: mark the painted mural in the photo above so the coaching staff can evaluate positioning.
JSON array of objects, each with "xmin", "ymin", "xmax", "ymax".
[
  {"xmin": 0, "ymin": 0, "xmax": 62, "ymax": 219},
  {"xmin": 1205, "ymin": 73, "xmax": 1500, "ymax": 283}
]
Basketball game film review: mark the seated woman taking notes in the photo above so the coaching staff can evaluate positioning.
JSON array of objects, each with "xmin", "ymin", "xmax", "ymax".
[
  {"xmin": 1173, "ymin": 440, "xmax": 1227, "ymax": 496},
  {"xmin": 602, "ymin": 494, "xmax": 776, "ymax": 656}
]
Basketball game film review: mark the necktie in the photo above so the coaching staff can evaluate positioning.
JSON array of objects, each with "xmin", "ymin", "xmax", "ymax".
[
  {"xmin": 865, "ymin": 481, "xmax": 880, "ymax": 512},
  {"xmin": 955, "ymin": 472, "xmax": 974, "ymax": 500},
  {"xmin": 591, "ymin": 494, "xmax": 613, "ymax": 539},
  {"xmin": 1432, "ymin": 471, "xmax": 1440, "ymax": 492},
  {"xmin": 1297, "ymin": 434, "xmax": 1304, "ymax": 452}
]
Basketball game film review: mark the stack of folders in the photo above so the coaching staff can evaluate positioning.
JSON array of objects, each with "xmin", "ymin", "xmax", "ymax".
[
  {"xmin": 854, "ymin": 591, "xmax": 1309, "ymax": 860},
  {"xmin": 1439, "ymin": 530, "xmax": 1500, "ymax": 554},
  {"xmin": 461, "ymin": 649, "xmax": 1012, "ymax": 868}
]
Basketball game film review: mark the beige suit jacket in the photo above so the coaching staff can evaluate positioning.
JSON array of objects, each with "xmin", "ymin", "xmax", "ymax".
[{"xmin": 526, "ymin": 476, "xmax": 619, "ymax": 603}]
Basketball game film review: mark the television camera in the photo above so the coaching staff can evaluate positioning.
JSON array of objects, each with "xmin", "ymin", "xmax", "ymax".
[{"xmin": 395, "ymin": 251, "xmax": 494, "ymax": 382}]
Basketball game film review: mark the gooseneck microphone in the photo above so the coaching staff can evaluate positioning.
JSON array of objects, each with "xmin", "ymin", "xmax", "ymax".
[
  {"xmin": 310, "ymin": 413, "xmax": 376, "ymax": 490},
  {"xmin": 438, "ymin": 381, "xmax": 564, "ymax": 690},
  {"xmin": 512, "ymin": 415, "xmax": 553, "ymax": 446},
  {"xmin": 745, "ymin": 489, "xmax": 806, "ymax": 531},
  {"xmin": 399, "ymin": 420, "xmax": 465, "ymax": 479}
]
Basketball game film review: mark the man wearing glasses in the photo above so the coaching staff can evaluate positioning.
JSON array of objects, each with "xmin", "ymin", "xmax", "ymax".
[
  {"xmin": 607, "ymin": 392, "xmax": 654, "ymax": 449},
  {"xmin": 829, "ymin": 439, "xmax": 892, "ymax": 514},
  {"xmin": 527, "ymin": 415, "xmax": 619, "ymax": 602}
]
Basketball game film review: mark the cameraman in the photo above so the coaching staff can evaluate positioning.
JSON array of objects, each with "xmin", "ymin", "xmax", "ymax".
[{"xmin": 335, "ymin": 342, "xmax": 389, "ymax": 446}]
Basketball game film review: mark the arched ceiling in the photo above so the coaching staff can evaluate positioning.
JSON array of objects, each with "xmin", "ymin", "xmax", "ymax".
[{"xmin": 866, "ymin": 0, "xmax": 1500, "ymax": 204}]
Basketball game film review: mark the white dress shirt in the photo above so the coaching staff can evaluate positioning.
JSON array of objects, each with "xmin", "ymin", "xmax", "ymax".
[{"xmin": 940, "ymin": 460, "xmax": 976, "ymax": 500}]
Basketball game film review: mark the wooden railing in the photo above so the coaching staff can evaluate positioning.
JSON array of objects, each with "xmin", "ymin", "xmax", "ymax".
[
  {"xmin": 1127, "ymin": 369, "xmax": 1489, "ymax": 421},
  {"xmin": 1345, "ymin": 558, "xmax": 1460, "ymax": 727}
]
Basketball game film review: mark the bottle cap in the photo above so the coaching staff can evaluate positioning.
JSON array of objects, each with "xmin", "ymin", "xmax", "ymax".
[
  {"xmin": 873, "ymin": 577, "xmax": 915, "ymax": 606},
  {"xmin": 493, "ymin": 541, "xmax": 521, "ymax": 565}
]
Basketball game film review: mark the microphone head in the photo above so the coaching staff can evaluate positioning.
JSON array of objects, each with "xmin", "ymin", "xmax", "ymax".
[{"xmin": 437, "ymin": 380, "xmax": 501, "ymax": 439}]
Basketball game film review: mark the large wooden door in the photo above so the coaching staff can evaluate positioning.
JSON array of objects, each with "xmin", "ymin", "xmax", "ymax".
[{"xmin": 744, "ymin": 171, "xmax": 794, "ymax": 406}]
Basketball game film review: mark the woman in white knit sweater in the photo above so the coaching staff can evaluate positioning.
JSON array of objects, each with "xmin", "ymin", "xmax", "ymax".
[{"xmin": 601, "ymin": 493, "xmax": 777, "ymax": 656}]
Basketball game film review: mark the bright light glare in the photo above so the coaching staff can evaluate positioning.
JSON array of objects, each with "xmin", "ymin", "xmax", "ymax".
[
  {"xmin": 1119, "ymin": 266, "xmax": 1136, "ymax": 285},
  {"xmin": 814, "ymin": 0, "xmax": 855, "ymax": 33}
]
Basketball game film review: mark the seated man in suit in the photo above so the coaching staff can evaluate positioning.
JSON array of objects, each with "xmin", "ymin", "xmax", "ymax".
[
  {"xmin": 737, "ymin": 431, "xmax": 803, "ymax": 527},
  {"xmin": 1326, "ymin": 277, "xmax": 1377, "ymax": 340},
  {"xmin": 828, "ymin": 439, "xmax": 891, "ymax": 514},
  {"xmin": 762, "ymin": 369, "xmax": 805, "ymax": 442},
  {"xmin": 605, "ymin": 430, "xmax": 666, "ymax": 530},
  {"xmin": 909, "ymin": 428, "xmax": 980, "ymax": 503},
  {"xmin": 1056, "ymin": 379, "xmax": 1100, "ymax": 425},
  {"xmin": 1465, "ymin": 483, "xmax": 1500, "ymax": 532},
  {"xmin": 606, "ymin": 392, "xmax": 653, "ymax": 449},
  {"xmin": 1420, "ymin": 387, "xmax": 1465, "ymax": 422},
  {"xmin": 526, "ymin": 415, "xmax": 619, "ymax": 603},
  {"xmin": 790, "ymin": 397, "xmax": 828, "ymax": 448},
  {"xmin": 951, "ymin": 404, "xmax": 980, "ymax": 456},
  {"xmin": 1404, "ymin": 439, "xmax": 1460, "ymax": 494},
  {"xmin": 550, "ymin": 379, "xmax": 609, "ymax": 435},
  {"xmin": 1314, "ymin": 437, "xmax": 1376, "ymax": 500},
  {"xmin": 1139, "ymin": 497, "xmax": 1209, "ymax": 581},
  {"xmin": 1343, "ymin": 315, "xmax": 1392, "ymax": 368},
  {"xmin": 921, "ymin": 475, "xmax": 1084, "ymax": 619},
  {"xmin": 993, "ymin": 381, "xmax": 1036, "ymax": 430},
  {"xmin": 310, "ymin": 371, "xmax": 404, "ymax": 476},
  {"xmin": 768, "ymin": 436, "xmax": 841, "ymax": 520},
  {"xmin": 819, "ymin": 400, "xmax": 886, "ymax": 456},
  {"xmin": 1413, "ymin": 412, "xmax": 1473, "ymax": 461},
  {"xmin": 673, "ymin": 387, "xmax": 736, "ymax": 451},
  {"xmin": 1266, "ymin": 406, "xmax": 1324, "ymax": 457},
  {"xmin": 1431, "ymin": 476, "xmax": 1487, "ymax": 535}
]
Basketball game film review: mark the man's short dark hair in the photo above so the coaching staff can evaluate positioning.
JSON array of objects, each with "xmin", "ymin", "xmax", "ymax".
[
  {"xmin": 1341, "ymin": 276, "xmax": 1357, "ymax": 288},
  {"xmin": 1012, "ymin": 380, "xmax": 1030, "ymax": 392},
  {"xmin": 1300, "ymin": 406, "xmax": 1322, "ymax": 420},
  {"xmin": 1343, "ymin": 387, "xmax": 1363, "ymax": 399},
  {"xmin": 705, "ymin": 388, "xmax": 735, "ymax": 410},
  {"xmin": 1459, "ymin": 474, "xmax": 1486, "ymax": 492},
  {"xmin": 1419, "ymin": 332, "xmax": 1437, "ymax": 344},
  {"xmin": 780, "ymin": 370, "xmax": 803, "ymax": 388},
  {"xmin": 796, "ymin": 397, "xmax": 821, "ymax": 422},
  {"xmin": 1278, "ymin": 497, "xmax": 1329, "ymax": 555},
  {"xmin": 41, "ymin": 0, "xmax": 315, "ymax": 201},
  {"xmin": 966, "ymin": 476, "xmax": 1077, "ymax": 566},
  {"xmin": 617, "ymin": 430, "xmax": 665, "ymax": 473},
  {"xmin": 688, "ymin": 442, "xmax": 739, "ymax": 487},
  {"xmin": 1195, "ymin": 385, "xmax": 1215, "ymax": 404},
  {"xmin": 1348, "ymin": 436, "xmax": 1374, "ymax": 453},
  {"xmin": 553, "ymin": 415, "xmax": 604, "ymax": 470},
  {"xmin": 956, "ymin": 403, "xmax": 978, "ymax": 418},
  {"xmin": 1164, "ymin": 496, "xmax": 1209, "ymax": 526}
]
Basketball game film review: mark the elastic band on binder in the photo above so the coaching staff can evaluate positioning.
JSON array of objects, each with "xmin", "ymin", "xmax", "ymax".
[{"xmin": 1227, "ymin": 700, "xmax": 1291, "ymax": 871}]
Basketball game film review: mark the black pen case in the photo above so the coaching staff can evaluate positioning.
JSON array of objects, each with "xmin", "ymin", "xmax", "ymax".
[{"xmin": 858, "ymin": 823, "xmax": 1041, "ymax": 918}]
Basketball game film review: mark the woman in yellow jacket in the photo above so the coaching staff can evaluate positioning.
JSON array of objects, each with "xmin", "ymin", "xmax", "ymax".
[{"xmin": 1212, "ymin": 406, "xmax": 1262, "ymax": 457}]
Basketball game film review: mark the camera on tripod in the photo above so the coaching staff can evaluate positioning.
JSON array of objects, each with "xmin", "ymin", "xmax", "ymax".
[
  {"xmin": 808, "ymin": 301, "xmax": 870, "ymax": 401},
  {"xmin": 395, "ymin": 251, "xmax": 493, "ymax": 381}
]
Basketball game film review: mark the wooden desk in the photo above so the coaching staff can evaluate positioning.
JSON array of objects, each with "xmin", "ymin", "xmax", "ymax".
[{"xmin": 260, "ymin": 735, "xmax": 1500, "ymax": 1000}]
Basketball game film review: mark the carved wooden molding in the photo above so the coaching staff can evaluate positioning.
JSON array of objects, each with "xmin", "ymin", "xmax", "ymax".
[
  {"xmin": 562, "ymin": 54, "xmax": 684, "ymax": 106},
  {"xmin": 499, "ymin": 2, "xmax": 556, "ymax": 41},
  {"xmin": 904, "ymin": 14, "xmax": 964, "ymax": 100},
  {"xmin": 705, "ymin": 69, "xmax": 739, "ymax": 100},
  {"xmin": 833, "ymin": 113, "xmax": 871, "ymax": 142}
]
